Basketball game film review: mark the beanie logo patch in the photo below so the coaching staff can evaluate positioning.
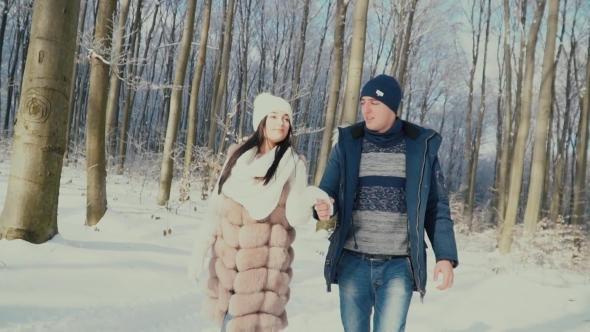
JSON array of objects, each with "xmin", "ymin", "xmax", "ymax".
[{"xmin": 376, "ymin": 90, "xmax": 384, "ymax": 97}]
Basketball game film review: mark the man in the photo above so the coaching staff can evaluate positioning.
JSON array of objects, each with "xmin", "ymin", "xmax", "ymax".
[{"xmin": 314, "ymin": 74, "xmax": 458, "ymax": 332}]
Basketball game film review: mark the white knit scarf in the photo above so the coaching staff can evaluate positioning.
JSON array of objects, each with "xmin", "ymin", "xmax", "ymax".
[{"xmin": 220, "ymin": 146, "xmax": 297, "ymax": 220}]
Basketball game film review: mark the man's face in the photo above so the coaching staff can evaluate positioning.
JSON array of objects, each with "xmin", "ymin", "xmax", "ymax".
[{"xmin": 360, "ymin": 97, "xmax": 397, "ymax": 133}]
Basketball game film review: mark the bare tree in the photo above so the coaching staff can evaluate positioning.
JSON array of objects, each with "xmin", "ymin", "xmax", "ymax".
[
  {"xmin": 156, "ymin": 0, "xmax": 199, "ymax": 206},
  {"xmin": 180, "ymin": 0, "xmax": 212, "ymax": 201},
  {"xmin": 64, "ymin": 0, "xmax": 89, "ymax": 164},
  {"xmin": 572, "ymin": 34, "xmax": 590, "ymax": 225},
  {"xmin": 116, "ymin": 0, "xmax": 144, "ymax": 175},
  {"xmin": 86, "ymin": 0, "xmax": 117, "ymax": 226},
  {"xmin": 522, "ymin": 0, "xmax": 559, "ymax": 239},
  {"xmin": 207, "ymin": 0, "xmax": 235, "ymax": 152},
  {"xmin": 0, "ymin": 0, "xmax": 79, "ymax": 243},
  {"xmin": 498, "ymin": 0, "xmax": 547, "ymax": 254},
  {"xmin": 495, "ymin": 0, "xmax": 513, "ymax": 227},
  {"xmin": 391, "ymin": 0, "xmax": 419, "ymax": 118},
  {"xmin": 340, "ymin": 0, "xmax": 369, "ymax": 126},
  {"xmin": 105, "ymin": 0, "xmax": 132, "ymax": 158},
  {"xmin": 461, "ymin": 0, "xmax": 484, "ymax": 227},
  {"xmin": 314, "ymin": 0, "xmax": 348, "ymax": 184}
]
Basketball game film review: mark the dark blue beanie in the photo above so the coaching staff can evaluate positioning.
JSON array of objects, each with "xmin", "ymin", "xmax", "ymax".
[{"xmin": 360, "ymin": 74, "xmax": 403, "ymax": 113}]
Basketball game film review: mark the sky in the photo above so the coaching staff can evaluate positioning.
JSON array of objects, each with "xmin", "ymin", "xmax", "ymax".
[{"xmin": 0, "ymin": 162, "xmax": 589, "ymax": 332}]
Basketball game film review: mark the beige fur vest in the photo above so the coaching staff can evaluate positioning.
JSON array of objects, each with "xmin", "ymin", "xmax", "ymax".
[{"xmin": 202, "ymin": 181, "xmax": 295, "ymax": 332}]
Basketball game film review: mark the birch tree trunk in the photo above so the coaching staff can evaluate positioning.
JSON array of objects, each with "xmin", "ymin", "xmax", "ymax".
[
  {"xmin": 86, "ymin": 0, "xmax": 117, "ymax": 226},
  {"xmin": 0, "ymin": 0, "xmax": 80, "ymax": 243},
  {"xmin": 498, "ymin": 0, "xmax": 547, "ymax": 254},
  {"xmin": 156, "ymin": 0, "xmax": 198, "ymax": 206},
  {"xmin": 340, "ymin": 0, "xmax": 369, "ymax": 126}
]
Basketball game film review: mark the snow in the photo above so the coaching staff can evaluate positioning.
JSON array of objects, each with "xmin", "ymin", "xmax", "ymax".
[{"xmin": 0, "ymin": 162, "xmax": 589, "ymax": 332}]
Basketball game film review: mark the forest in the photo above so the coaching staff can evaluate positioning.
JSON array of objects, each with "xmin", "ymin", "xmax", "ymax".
[{"xmin": 0, "ymin": 0, "xmax": 588, "ymax": 261}]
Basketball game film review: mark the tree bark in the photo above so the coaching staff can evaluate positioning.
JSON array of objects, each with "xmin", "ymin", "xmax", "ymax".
[
  {"xmin": 462, "ymin": 0, "xmax": 484, "ymax": 225},
  {"xmin": 572, "ymin": 34, "xmax": 590, "ymax": 225},
  {"xmin": 104, "ymin": 0, "xmax": 132, "ymax": 158},
  {"xmin": 0, "ymin": 0, "xmax": 80, "ymax": 243},
  {"xmin": 498, "ymin": 0, "xmax": 547, "ymax": 254},
  {"xmin": 207, "ymin": 0, "xmax": 235, "ymax": 153},
  {"xmin": 115, "ymin": 0, "xmax": 143, "ymax": 175},
  {"xmin": 179, "ymin": 0, "xmax": 212, "ymax": 201},
  {"xmin": 466, "ymin": 0, "xmax": 491, "ymax": 231},
  {"xmin": 86, "ymin": 0, "xmax": 117, "ymax": 226},
  {"xmin": 340, "ymin": 0, "xmax": 369, "ymax": 126},
  {"xmin": 314, "ymin": 0, "xmax": 347, "ymax": 185},
  {"xmin": 522, "ymin": 0, "xmax": 559, "ymax": 240},
  {"xmin": 392, "ymin": 0, "xmax": 419, "ymax": 118},
  {"xmin": 156, "ymin": 0, "xmax": 199, "ymax": 206},
  {"xmin": 64, "ymin": 0, "xmax": 89, "ymax": 165},
  {"xmin": 495, "ymin": 0, "xmax": 513, "ymax": 227}
]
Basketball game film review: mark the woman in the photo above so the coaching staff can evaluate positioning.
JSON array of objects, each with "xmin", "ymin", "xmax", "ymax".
[{"xmin": 187, "ymin": 92, "xmax": 332, "ymax": 332}]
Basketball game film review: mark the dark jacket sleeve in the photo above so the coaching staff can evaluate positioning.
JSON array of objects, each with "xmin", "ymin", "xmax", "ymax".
[
  {"xmin": 424, "ymin": 156, "xmax": 459, "ymax": 267},
  {"xmin": 312, "ymin": 143, "xmax": 341, "ymax": 220}
]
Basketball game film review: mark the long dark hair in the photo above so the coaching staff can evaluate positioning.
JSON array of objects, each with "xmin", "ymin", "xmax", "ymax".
[{"xmin": 217, "ymin": 116, "xmax": 294, "ymax": 194}]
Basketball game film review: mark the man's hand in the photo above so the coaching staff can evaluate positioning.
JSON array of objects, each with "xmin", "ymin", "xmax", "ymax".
[
  {"xmin": 433, "ymin": 260, "xmax": 454, "ymax": 290},
  {"xmin": 315, "ymin": 197, "xmax": 335, "ymax": 221}
]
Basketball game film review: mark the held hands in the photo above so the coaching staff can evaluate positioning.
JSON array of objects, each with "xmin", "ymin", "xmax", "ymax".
[
  {"xmin": 315, "ymin": 197, "xmax": 335, "ymax": 221},
  {"xmin": 433, "ymin": 259, "xmax": 454, "ymax": 290}
]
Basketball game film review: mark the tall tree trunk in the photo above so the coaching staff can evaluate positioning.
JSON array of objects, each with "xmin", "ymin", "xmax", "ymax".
[
  {"xmin": 0, "ymin": 0, "xmax": 11, "ymax": 119},
  {"xmin": 64, "ymin": 0, "xmax": 89, "ymax": 165},
  {"xmin": 104, "ymin": 0, "xmax": 132, "ymax": 159},
  {"xmin": 299, "ymin": 0, "xmax": 333, "ymax": 152},
  {"xmin": 495, "ymin": 0, "xmax": 513, "ymax": 227},
  {"xmin": 392, "ymin": 0, "xmax": 419, "ymax": 118},
  {"xmin": 340, "ymin": 0, "xmax": 369, "ymax": 126},
  {"xmin": 207, "ymin": 0, "xmax": 235, "ymax": 153},
  {"xmin": 156, "ymin": 0, "xmax": 199, "ymax": 206},
  {"xmin": 512, "ymin": 1, "xmax": 528, "ymax": 150},
  {"xmin": 206, "ymin": 0, "xmax": 228, "ymax": 151},
  {"xmin": 462, "ymin": 0, "xmax": 484, "ymax": 225},
  {"xmin": 522, "ymin": 0, "xmax": 559, "ymax": 240},
  {"xmin": 466, "ymin": 0, "xmax": 491, "ymax": 231},
  {"xmin": 236, "ymin": 0, "xmax": 251, "ymax": 140},
  {"xmin": 572, "ymin": 35, "xmax": 590, "ymax": 225},
  {"xmin": 86, "ymin": 0, "xmax": 117, "ymax": 226},
  {"xmin": 115, "ymin": 0, "xmax": 143, "ymax": 175},
  {"xmin": 314, "ymin": 0, "xmax": 347, "ymax": 185},
  {"xmin": 498, "ymin": 0, "xmax": 546, "ymax": 254},
  {"xmin": 290, "ymin": 0, "xmax": 311, "ymax": 116},
  {"xmin": 0, "ymin": 0, "xmax": 80, "ymax": 243},
  {"xmin": 179, "ymin": 0, "xmax": 212, "ymax": 201}
]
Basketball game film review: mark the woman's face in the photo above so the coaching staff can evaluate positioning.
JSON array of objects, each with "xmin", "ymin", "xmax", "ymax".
[{"xmin": 263, "ymin": 111, "xmax": 291, "ymax": 147}]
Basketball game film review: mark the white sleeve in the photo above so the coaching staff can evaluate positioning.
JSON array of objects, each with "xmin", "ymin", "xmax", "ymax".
[{"xmin": 285, "ymin": 158, "xmax": 333, "ymax": 227}]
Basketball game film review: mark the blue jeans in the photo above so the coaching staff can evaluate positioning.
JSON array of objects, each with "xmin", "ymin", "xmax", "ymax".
[
  {"xmin": 337, "ymin": 251, "xmax": 413, "ymax": 332},
  {"xmin": 220, "ymin": 312, "xmax": 232, "ymax": 332}
]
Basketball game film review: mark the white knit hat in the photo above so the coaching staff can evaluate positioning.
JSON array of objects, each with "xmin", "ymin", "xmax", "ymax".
[{"xmin": 252, "ymin": 93, "xmax": 293, "ymax": 130}]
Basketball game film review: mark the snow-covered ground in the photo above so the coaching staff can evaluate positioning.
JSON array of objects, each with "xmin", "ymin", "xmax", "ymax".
[{"xmin": 0, "ymin": 161, "xmax": 589, "ymax": 332}]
